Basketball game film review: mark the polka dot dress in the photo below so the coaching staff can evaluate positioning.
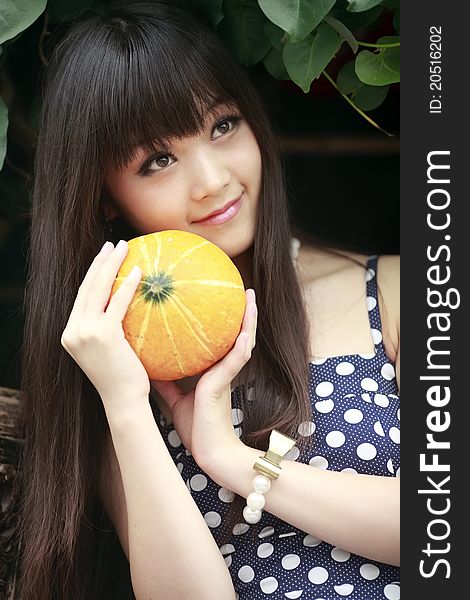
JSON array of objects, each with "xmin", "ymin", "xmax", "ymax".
[{"xmin": 155, "ymin": 256, "xmax": 400, "ymax": 599}]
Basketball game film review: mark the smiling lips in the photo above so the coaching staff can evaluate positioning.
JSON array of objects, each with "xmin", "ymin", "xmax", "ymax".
[{"xmin": 193, "ymin": 194, "xmax": 243, "ymax": 225}]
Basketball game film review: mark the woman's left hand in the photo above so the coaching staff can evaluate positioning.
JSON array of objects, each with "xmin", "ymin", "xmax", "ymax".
[{"xmin": 151, "ymin": 288, "xmax": 257, "ymax": 470}]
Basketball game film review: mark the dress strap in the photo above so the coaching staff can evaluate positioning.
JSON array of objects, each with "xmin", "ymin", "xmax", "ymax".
[{"xmin": 365, "ymin": 255, "xmax": 386, "ymax": 354}]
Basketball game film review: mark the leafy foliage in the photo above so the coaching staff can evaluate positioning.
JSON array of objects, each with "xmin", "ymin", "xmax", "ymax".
[{"xmin": 0, "ymin": 0, "xmax": 400, "ymax": 169}]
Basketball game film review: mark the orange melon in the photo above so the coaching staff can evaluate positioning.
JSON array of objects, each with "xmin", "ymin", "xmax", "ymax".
[{"xmin": 111, "ymin": 230, "xmax": 246, "ymax": 380}]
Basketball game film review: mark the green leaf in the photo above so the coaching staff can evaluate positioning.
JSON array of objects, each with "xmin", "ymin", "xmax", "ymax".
[
  {"xmin": 283, "ymin": 23, "xmax": 339, "ymax": 93},
  {"xmin": 0, "ymin": 0, "xmax": 47, "ymax": 44},
  {"xmin": 323, "ymin": 15, "xmax": 358, "ymax": 53},
  {"xmin": 355, "ymin": 46, "xmax": 400, "ymax": 85},
  {"xmin": 336, "ymin": 61, "xmax": 390, "ymax": 111},
  {"xmin": 354, "ymin": 83, "xmax": 389, "ymax": 110},
  {"xmin": 189, "ymin": 0, "xmax": 224, "ymax": 27},
  {"xmin": 346, "ymin": 0, "xmax": 383, "ymax": 12},
  {"xmin": 263, "ymin": 20, "xmax": 285, "ymax": 52},
  {"xmin": 337, "ymin": 61, "xmax": 363, "ymax": 95},
  {"xmin": 0, "ymin": 96, "xmax": 8, "ymax": 171},
  {"xmin": 258, "ymin": 0, "xmax": 336, "ymax": 42},
  {"xmin": 219, "ymin": 0, "xmax": 270, "ymax": 66},
  {"xmin": 331, "ymin": 1, "xmax": 382, "ymax": 32},
  {"xmin": 378, "ymin": 36, "xmax": 400, "ymax": 71},
  {"xmin": 263, "ymin": 46, "xmax": 289, "ymax": 79}
]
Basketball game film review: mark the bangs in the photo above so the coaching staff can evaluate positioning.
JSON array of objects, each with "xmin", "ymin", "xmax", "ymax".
[{"xmin": 91, "ymin": 20, "xmax": 240, "ymax": 172}]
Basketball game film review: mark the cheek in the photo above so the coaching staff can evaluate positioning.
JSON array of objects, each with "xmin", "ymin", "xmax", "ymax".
[{"xmin": 105, "ymin": 176, "xmax": 188, "ymax": 232}]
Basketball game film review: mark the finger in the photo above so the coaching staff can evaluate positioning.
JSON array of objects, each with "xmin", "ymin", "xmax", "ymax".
[
  {"xmin": 151, "ymin": 380, "xmax": 185, "ymax": 411},
  {"xmin": 84, "ymin": 239, "xmax": 130, "ymax": 315},
  {"xmin": 204, "ymin": 332, "xmax": 251, "ymax": 395},
  {"xmin": 240, "ymin": 289, "xmax": 256, "ymax": 350},
  {"xmin": 247, "ymin": 288, "xmax": 257, "ymax": 349},
  {"xmin": 69, "ymin": 241, "xmax": 114, "ymax": 318},
  {"xmin": 105, "ymin": 265, "xmax": 143, "ymax": 321}
]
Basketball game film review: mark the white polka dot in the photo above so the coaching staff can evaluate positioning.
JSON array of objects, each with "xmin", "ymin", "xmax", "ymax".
[
  {"xmin": 384, "ymin": 583, "xmax": 400, "ymax": 600},
  {"xmin": 360, "ymin": 563, "xmax": 380, "ymax": 580},
  {"xmin": 309, "ymin": 455, "xmax": 329, "ymax": 470},
  {"xmin": 315, "ymin": 381, "xmax": 334, "ymax": 397},
  {"xmin": 326, "ymin": 431, "xmax": 346, "ymax": 448},
  {"xmin": 284, "ymin": 592, "xmax": 303, "ymax": 599},
  {"xmin": 361, "ymin": 392, "xmax": 372, "ymax": 403},
  {"xmin": 168, "ymin": 430, "xmax": 182, "ymax": 448},
  {"xmin": 389, "ymin": 427, "xmax": 400, "ymax": 444},
  {"xmin": 260, "ymin": 577, "xmax": 279, "ymax": 594},
  {"xmin": 224, "ymin": 555, "xmax": 232, "ymax": 567},
  {"xmin": 381, "ymin": 363, "xmax": 396, "ymax": 380},
  {"xmin": 204, "ymin": 511, "xmax": 221, "ymax": 528},
  {"xmin": 238, "ymin": 565, "xmax": 255, "ymax": 583},
  {"xmin": 336, "ymin": 361, "xmax": 355, "ymax": 375},
  {"xmin": 365, "ymin": 268, "xmax": 375, "ymax": 282},
  {"xmin": 220, "ymin": 544, "xmax": 235, "ymax": 556},
  {"xmin": 344, "ymin": 409, "xmax": 363, "ymax": 424},
  {"xmin": 343, "ymin": 393, "xmax": 355, "ymax": 398},
  {"xmin": 315, "ymin": 399, "xmax": 335, "ymax": 413},
  {"xmin": 176, "ymin": 462, "xmax": 184, "ymax": 474},
  {"xmin": 334, "ymin": 583, "xmax": 354, "ymax": 596},
  {"xmin": 374, "ymin": 394, "xmax": 390, "ymax": 408},
  {"xmin": 367, "ymin": 296, "xmax": 377, "ymax": 311},
  {"xmin": 282, "ymin": 554, "xmax": 301, "ymax": 570},
  {"xmin": 331, "ymin": 547, "xmax": 350, "ymax": 562},
  {"xmin": 257, "ymin": 542, "xmax": 274, "ymax": 558},
  {"xmin": 361, "ymin": 377, "xmax": 378, "ymax": 391},
  {"xmin": 387, "ymin": 458, "xmax": 395, "ymax": 474},
  {"xmin": 397, "ymin": 408, "xmax": 400, "ymax": 421},
  {"xmin": 357, "ymin": 443, "xmax": 377, "ymax": 460},
  {"xmin": 218, "ymin": 487, "xmax": 235, "ymax": 503},
  {"xmin": 371, "ymin": 328, "xmax": 383, "ymax": 344},
  {"xmin": 284, "ymin": 446, "xmax": 300, "ymax": 461},
  {"xmin": 308, "ymin": 567, "xmax": 329, "ymax": 584},
  {"xmin": 341, "ymin": 467, "xmax": 357, "ymax": 474},
  {"xmin": 374, "ymin": 421, "xmax": 385, "ymax": 437},
  {"xmin": 311, "ymin": 357, "xmax": 327, "ymax": 365},
  {"xmin": 396, "ymin": 467, "xmax": 401, "ymax": 477},
  {"xmin": 190, "ymin": 474, "xmax": 208, "ymax": 491},
  {"xmin": 303, "ymin": 534, "xmax": 322, "ymax": 547},
  {"xmin": 258, "ymin": 526, "xmax": 275, "ymax": 538},
  {"xmin": 359, "ymin": 352, "xmax": 376, "ymax": 359},
  {"xmin": 233, "ymin": 523, "xmax": 249, "ymax": 535},
  {"xmin": 298, "ymin": 421, "xmax": 316, "ymax": 436},
  {"xmin": 231, "ymin": 408, "xmax": 243, "ymax": 425}
]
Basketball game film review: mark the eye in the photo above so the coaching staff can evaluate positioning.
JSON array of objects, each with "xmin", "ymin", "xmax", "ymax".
[
  {"xmin": 141, "ymin": 153, "xmax": 176, "ymax": 174},
  {"xmin": 212, "ymin": 115, "xmax": 241, "ymax": 139}
]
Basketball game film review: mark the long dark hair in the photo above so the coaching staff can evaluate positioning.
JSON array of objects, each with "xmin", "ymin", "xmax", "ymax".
[{"xmin": 19, "ymin": 1, "xmax": 311, "ymax": 597}]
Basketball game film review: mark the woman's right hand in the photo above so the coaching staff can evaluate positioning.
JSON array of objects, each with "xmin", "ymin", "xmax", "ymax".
[{"xmin": 61, "ymin": 240, "xmax": 150, "ymax": 410}]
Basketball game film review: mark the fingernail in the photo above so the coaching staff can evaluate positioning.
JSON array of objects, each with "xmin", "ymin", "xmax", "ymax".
[
  {"xmin": 128, "ymin": 266, "xmax": 141, "ymax": 279},
  {"xmin": 100, "ymin": 241, "xmax": 113, "ymax": 253},
  {"xmin": 116, "ymin": 239, "xmax": 127, "ymax": 250}
]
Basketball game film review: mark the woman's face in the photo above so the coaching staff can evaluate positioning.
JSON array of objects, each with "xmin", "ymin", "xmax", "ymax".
[{"xmin": 104, "ymin": 104, "xmax": 262, "ymax": 259}]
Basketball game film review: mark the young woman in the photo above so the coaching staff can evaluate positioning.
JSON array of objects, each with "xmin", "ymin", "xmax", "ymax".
[{"xmin": 19, "ymin": 1, "xmax": 400, "ymax": 599}]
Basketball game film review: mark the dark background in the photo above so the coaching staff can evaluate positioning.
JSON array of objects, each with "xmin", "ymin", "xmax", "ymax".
[{"xmin": 0, "ymin": 13, "xmax": 399, "ymax": 391}]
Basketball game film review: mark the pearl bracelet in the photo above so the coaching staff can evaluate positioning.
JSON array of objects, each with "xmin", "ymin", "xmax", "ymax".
[{"xmin": 243, "ymin": 430, "xmax": 296, "ymax": 524}]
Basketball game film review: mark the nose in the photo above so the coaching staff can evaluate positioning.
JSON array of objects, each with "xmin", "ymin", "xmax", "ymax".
[{"xmin": 189, "ymin": 147, "xmax": 231, "ymax": 202}]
